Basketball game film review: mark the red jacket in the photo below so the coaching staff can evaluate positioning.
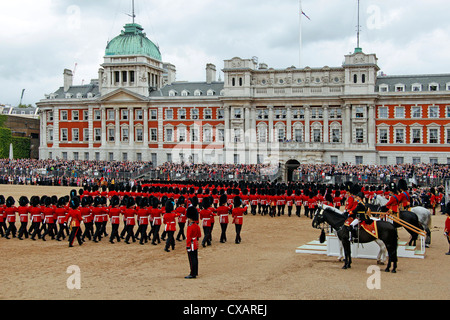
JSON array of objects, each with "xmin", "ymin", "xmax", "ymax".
[
  {"xmin": 136, "ymin": 208, "xmax": 150, "ymax": 225},
  {"xmin": 109, "ymin": 207, "xmax": 122, "ymax": 224},
  {"xmin": 55, "ymin": 207, "xmax": 68, "ymax": 224},
  {"xmin": 176, "ymin": 206, "xmax": 187, "ymax": 223},
  {"xmin": 163, "ymin": 211, "xmax": 179, "ymax": 232},
  {"xmin": 123, "ymin": 208, "xmax": 136, "ymax": 226},
  {"xmin": 5, "ymin": 207, "xmax": 18, "ymax": 223},
  {"xmin": 200, "ymin": 209, "xmax": 215, "ymax": 227},
  {"xmin": 68, "ymin": 209, "xmax": 82, "ymax": 227},
  {"xmin": 216, "ymin": 205, "xmax": 231, "ymax": 224},
  {"xmin": 232, "ymin": 207, "xmax": 247, "ymax": 225},
  {"xmin": 18, "ymin": 206, "xmax": 30, "ymax": 223},
  {"xmin": 186, "ymin": 222, "xmax": 201, "ymax": 251}
]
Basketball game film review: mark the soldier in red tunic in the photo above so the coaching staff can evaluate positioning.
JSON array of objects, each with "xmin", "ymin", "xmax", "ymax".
[
  {"xmin": 108, "ymin": 195, "xmax": 122, "ymax": 244},
  {"xmin": 29, "ymin": 196, "xmax": 42, "ymax": 240},
  {"xmin": 17, "ymin": 196, "xmax": 30, "ymax": 240},
  {"xmin": 4, "ymin": 196, "xmax": 18, "ymax": 239},
  {"xmin": 149, "ymin": 197, "xmax": 162, "ymax": 245},
  {"xmin": 55, "ymin": 197, "xmax": 69, "ymax": 241},
  {"xmin": 444, "ymin": 205, "xmax": 450, "ymax": 255},
  {"xmin": 185, "ymin": 206, "xmax": 201, "ymax": 279},
  {"xmin": 163, "ymin": 200, "xmax": 179, "ymax": 252},
  {"xmin": 67, "ymin": 197, "xmax": 83, "ymax": 247},
  {"xmin": 123, "ymin": 197, "xmax": 137, "ymax": 244},
  {"xmin": 175, "ymin": 196, "xmax": 187, "ymax": 242},
  {"xmin": 232, "ymin": 196, "xmax": 247, "ymax": 244},
  {"xmin": 135, "ymin": 197, "xmax": 150, "ymax": 245},
  {"xmin": 217, "ymin": 194, "xmax": 231, "ymax": 243}
]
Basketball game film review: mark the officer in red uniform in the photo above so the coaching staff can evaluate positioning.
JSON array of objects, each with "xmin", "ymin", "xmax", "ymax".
[
  {"xmin": 175, "ymin": 196, "xmax": 187, "ymax": 242},
  {"xmin": 199, "ymin": 197, "xmax": 215, "ymax": 247},
  {"xmin": 92, "ymin": 197, "xmax": 104, "ymax": 242},
  {"xmin": 185, "ymin": 205, "xmax": 201, "ymax": 279},
  {"xmin": 29, "ymin": 196, "xmax": 43, "ymax": 240},
  {"xmin": 163, "ymin": 200, "xmax": 179, "ymax": 252},
  {"xmin": 55, "ymin": 197, "xmax": 69, "ymax": 241},
  {"xmin": 108, "ymin": 195, "xmax": 122, "ymax": 244},
  {"xmin": 4, "ymin": 196, "xmax": 18, "ymax": 239},
  {"xmin": 232, "ymin": 196, "xmax": 247, "ymax": 244},
  {"xmin": 385, "ymin": 182, "xmax": 400, "ymax": 217},
  {"xmin": 135, "ymin": 197, "xmax": 150, "ymax": 245},
  {"xmin": 217, "ymin": 194, "xmax": 231, "ymax": 243},
  {"xmin": 123, "ymin": 197, "xmax": 136, "ymax": 244},
  {"xmin": 0, "ymin": 195, "xmax": 6, "ymax": 237},
  {"xmin": 67, "ymin": 197, "xmax": 83, "ymax": 247},
  {"xmin": 396, "ymin": 179, "xmax": 411, "ymax": 211},
  {"xmin": 344, "ymin": 183, "xmax": 361, "ymax": 228},
  {"xmin": 149, "ymin": 197, "xmax": 162, "ymax": 245},
  {"xmin": 80, "ymin": 196, "xmax": 93, "ymax": 242},
  {"xmin": 17, "ymin": 196, "xmax": 30, "ymax": 240}
]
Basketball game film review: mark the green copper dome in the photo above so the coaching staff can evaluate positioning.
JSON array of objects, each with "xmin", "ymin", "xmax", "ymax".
[{"xmin": 105, "ymin": 23, "xmax": 162, "ymax": 61}]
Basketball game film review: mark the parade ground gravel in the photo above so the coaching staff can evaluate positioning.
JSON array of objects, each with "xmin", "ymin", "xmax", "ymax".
[{"xmin": 0, "ymin": 185, "xmax": 449, "ymax": 300}]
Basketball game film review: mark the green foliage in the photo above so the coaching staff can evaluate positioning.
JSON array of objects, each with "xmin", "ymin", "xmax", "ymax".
[
  {"xmin": 0, "ymin": 128, "xmax": 12, "ymax": 159},
  {"xmin": 0, "ymin": 124, "xmax": 31, "ymax": 159},
  {"xmin": 11, "ymin": 136, "xmax": 31, "ymax": 159}
]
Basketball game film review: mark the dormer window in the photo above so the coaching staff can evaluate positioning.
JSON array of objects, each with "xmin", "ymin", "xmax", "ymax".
[
  {"xmin": 169, "ymin": 90, "xmax": 177, "ymax": 97},
  {"xmin": 194, "ymin": 90, "xmax": 202, "ymax": 96},
  {"xmin": 395, "ymin": 84, "xmax": 405, "ymax": 92},
  {"xmin": 412, "ymin": 83, "xmax": 422, "ymax": 92},
  {"xmin": 429, "ymin": 83, "xmax": 439, "ymax": 91},
  {"xmin": 181, "ymin": 90, "xmax": 190, "ymax": 96},
  {"xmin": 379, "ymin": 84, "xmax": 389, "ymax": 92}
]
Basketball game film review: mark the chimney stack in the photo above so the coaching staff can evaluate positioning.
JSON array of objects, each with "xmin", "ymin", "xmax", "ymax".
[
  {"xmin": 64, "ymin": 69, "xmax": 73, "ymax": 92},
  {"xmin": 206, "ymin": 63, "xmax": 216, "ymax": 84}
]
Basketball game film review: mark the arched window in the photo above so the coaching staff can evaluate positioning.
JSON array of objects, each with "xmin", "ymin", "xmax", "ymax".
[{"xmin": 353, "ymin": 74, "xmax": 358, "ymax": 84}]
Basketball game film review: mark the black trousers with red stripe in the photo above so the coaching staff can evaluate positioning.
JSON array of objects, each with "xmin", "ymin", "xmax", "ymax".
[
  {"xmin": 69, "ymin": 226, "xmax": 83, "ymax": 246},
  {"xmin": 187, "ymin": 249, "xmax": 198, "ymax": 277}
]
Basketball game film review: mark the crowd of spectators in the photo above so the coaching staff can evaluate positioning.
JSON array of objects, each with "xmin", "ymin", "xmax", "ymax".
[{"xmin": 0, "ymin": 159, "xmax": 449, "ymax": 187}]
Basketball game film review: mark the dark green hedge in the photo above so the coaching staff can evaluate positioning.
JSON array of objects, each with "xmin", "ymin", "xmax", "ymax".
[
  {"xmin": 12, "ymin": 136, "xmax": 31, "ymax": 159},
  {"xmin": 0, "ymin": 127, "xmax": 31, "ymax": 159}
]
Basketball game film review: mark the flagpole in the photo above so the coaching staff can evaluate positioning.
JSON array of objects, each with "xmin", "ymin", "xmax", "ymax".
[{"xmin": 299, "ymin": 0, "xmax": 302, "ymax": 69}]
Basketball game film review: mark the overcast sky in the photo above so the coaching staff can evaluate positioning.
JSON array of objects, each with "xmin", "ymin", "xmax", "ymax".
[{"xmin": 1, "ymin": 0, "xmax": 450, "ymax": 106}]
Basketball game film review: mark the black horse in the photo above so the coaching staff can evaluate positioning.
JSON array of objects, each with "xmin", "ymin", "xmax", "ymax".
[
  {"xmin": 367, "ymin": 203, "xmax": 424, "ymax": 247},
  {"xmin": 312, "ymin": 206, "xmax": 398, "ymax": 273}
]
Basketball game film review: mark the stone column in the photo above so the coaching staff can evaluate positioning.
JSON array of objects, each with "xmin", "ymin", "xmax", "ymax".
[
  {"xmin": 53, "ymin": 107, "xmax": 59, "ymax": 149},
  {"xmin": 368, "ymin": 105, "xmax": 375, "ymax": 148},
  {"xmin": 114, "ymin": 107, "xmax": 120, "ymax": 149},
  {"xmin": 343, "ymin": 104, "xmax": 351, "ymax": 148},
  {"xmin": 286, "ymin": 105, "xmax": 292, "ymax": 141},
  {"xmin": 268, "ymin": 105, "xmax": 274, "ymax": 143},
  {"xmin": 323, "ymin": 104, "xmax": 329, "ymax": 143},
  {"xmin": 304, "ymin": 105, "xmax": 310, "ymax": 143},
  {"xmin": 128, "ymin": 106, "xmax": 134, "ymax": 147},
  {"xmin": 143, "ymin": 106, "xmax": 149, "ymax": 146},
  {"xmin": 101, "ymin": 106, "xmax": 107, "ymax": 147}
]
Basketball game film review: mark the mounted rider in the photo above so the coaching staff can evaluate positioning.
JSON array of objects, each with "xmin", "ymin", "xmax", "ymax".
[
  {"xmin": 396, "ymin": 179, "xmax": 411, "ymax": 212},
  {"xmin": 344, "ymin": 183, "xmax": 365, "ymax": 229},
  {"xmin": 385, "ymin": 182, "xmax": 401, "ymax": 218}
]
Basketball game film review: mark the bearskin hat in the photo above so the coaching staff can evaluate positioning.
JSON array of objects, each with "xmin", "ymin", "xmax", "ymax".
[
  {"xmin": 202, "ymin": 197, "xmax": 210, "ymax": 209},
  {"xmin": 81, "ymin": 196, "xmax": 90, "ymax": 207},
  {"xmin": 152, "ymin": 197, "xmax": 159, "ymax": 209},
  {"xmin": 191, "ymin": 196, "xmax": 199, "ymax": 208},
  {"xmin": 127, "ymin": 197, "xmax": 135, "ymax": 208},
  {"xmin": 398, "ymin": 179, "xmax": 408, "ymax": 191},
  {"xmin": 0, "ymin": 195, "xmax": 5, "ymax": 205},
  {"xmin": 44, "ymin": 197, "xmax": 52, "ymax": 207},
  {"xmin": 30, "ymin": 196, "xmax": 40, "ymax": 207},
  {"xmin": 58, "ymin": 197, "xmax": 66, "ymax": 207},
  {"xmin": 110, "ymin": 195, "xmax": 120, "ymax": 207},
  {"xmin": 5, "ymin": 196, "xmax": 14, "ymax": 207},
  {"xmin": 233, "ymin": 196, "xmax": 242, "ymax": 208},
  {"xmin": 219, "ymin": 194, "xmax": 228, "ymax": 206},
  {"xmin": 350, "ymin": 184, "xmax": 362, "ymax": 196},
  {"xmin": 186, "ymin": 206, "xmax": 199, "ymax": 221},
  {"xmin": 19, "ymin": 196, "xmax": 29, "ymax": 207},
  {"xmin": 70, "ymin": 197, "xmax": 80, "ymax": 209},
  {"xmin": 165, "ymin": 200, "xmax": 174, "ymax": 213},
  {"xmin": 70, "ymin": 189, "xmax": 77, "ymax": 199},
  {"xmin": 177, "ymin": 196, "xmax": 185, "ymax": 205}
]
